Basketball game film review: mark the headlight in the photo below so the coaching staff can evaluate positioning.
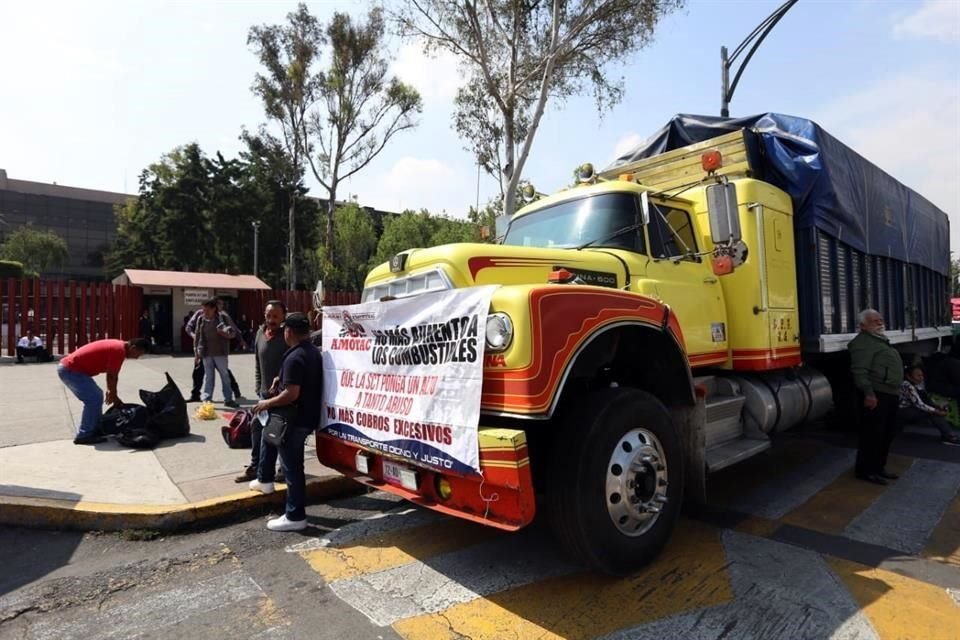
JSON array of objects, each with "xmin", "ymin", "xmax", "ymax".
[{"xmin": 485, "ymin": 313, "xmax": 513, "ymax": 352}]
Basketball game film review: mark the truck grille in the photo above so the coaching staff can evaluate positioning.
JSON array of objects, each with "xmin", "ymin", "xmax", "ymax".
[{"xmin": 361, "ymin": 268, "xmax": 453, "ymax": 303}]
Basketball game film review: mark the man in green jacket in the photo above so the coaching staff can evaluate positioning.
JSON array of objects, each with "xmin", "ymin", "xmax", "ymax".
[{"xmin": 849, "ymin": 308, "xmax": 903, "ymax": 485}]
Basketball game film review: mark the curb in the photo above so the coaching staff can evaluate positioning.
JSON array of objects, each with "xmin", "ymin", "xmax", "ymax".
[{"xmin": 0, "ymin": 475, "xmax": 365, "ymax": 532}]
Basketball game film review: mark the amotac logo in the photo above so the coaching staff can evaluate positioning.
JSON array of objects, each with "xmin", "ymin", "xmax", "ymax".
[{"xmin": 339, "ymin": 310, "xmax": 368, "ymax": 338}]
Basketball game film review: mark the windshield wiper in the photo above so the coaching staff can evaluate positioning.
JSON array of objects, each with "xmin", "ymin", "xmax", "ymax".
[{"xmin": 575, "ymin": 222, "xmax": 644, "ymax": 251}]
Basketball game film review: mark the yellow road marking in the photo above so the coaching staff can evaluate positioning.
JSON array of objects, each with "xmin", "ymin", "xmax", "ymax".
[
  {"xmin": 392, "ymin": 521, "xmax": 732, "ymax": 640},
  {"xmin": 923, "ymin": 490, "xmax": 960, "ymax": 568},
  {"xmin": 780, "ymin": 454, "xmax": 913, "ymax": 535},
  {"xmin": 301, "ymin": 518, "xmax": 499, "ymax": 581},
  {"xmin": 733, "ymin": 516, "xmax": 781, "ymax": 537},
  {"xmin": 828, "ymin": 556, "xmax": 960, "ymax": 639}
]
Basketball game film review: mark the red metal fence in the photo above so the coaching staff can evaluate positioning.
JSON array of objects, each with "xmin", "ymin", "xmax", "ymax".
[
  {"xmin": 1, "ymin": 279, "xmax": 143, "ymax": 357},
  {"xmin": 238, "ymin": 289, "xmax": 361, "ymax": 329},
  {"xmin": 1, "ymin": 279, "xmax": 362, "ymax": 358}
]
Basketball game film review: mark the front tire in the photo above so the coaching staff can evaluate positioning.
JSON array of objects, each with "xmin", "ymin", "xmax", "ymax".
[{"xmin": 547, "ymin": 388, "xmax": 684, "ymax": 575}]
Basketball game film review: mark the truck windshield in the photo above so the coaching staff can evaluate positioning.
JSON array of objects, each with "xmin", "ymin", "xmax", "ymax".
[{"xmin": 503, "ymin": 192, "xmax": 643, "ymax": 251}]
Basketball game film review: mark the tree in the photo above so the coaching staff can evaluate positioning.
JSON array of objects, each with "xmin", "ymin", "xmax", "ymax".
[
  {"xmin": 249, "ymin": 4, "xmax": 422, "ymax": 274},
  {"xmin": 106, "ymin": 140, "xmax": 320, "ymax": 287},
  {"xmin": 317, "ymin": 203, "xmax": 379, "ymax": 291},
  {"xmin": 373, "ymin": 208, "xmax": 479, "ymax": 265},
  {"xmin": 248, "ymin": 4, "xmax": 322, "ymax": 289},
  {"xmin": 952, "ymin": 257, "xmax": 960, "ymax": 297},
  {"xmin": 396, "ymin": 0, "xmax": 684, "ymax": 217},
  {"xmin": 0, "ymin": 225, "xmax": 69, "ymax": 275}
]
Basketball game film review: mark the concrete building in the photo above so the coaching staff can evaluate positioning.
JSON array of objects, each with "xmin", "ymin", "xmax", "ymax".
[{"xmin": 0, "ymin": 169, "xmax": 132, "ymax": 280}]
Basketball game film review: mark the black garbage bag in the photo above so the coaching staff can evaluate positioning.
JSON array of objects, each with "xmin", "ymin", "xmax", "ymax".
[
  {"xmin": 98, "ymin": 403, "xmax": 148, "ymax": 436},
  {"xmin": 117, "ymin": 425, "xmax": 161, "ymax": 449},
  {"xmin": 139, "ymin": 372, "xmax": 190, "ymax": 439}
]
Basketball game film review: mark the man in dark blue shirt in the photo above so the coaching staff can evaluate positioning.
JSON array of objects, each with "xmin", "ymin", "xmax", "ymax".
[{"xmin": 249, "ymin": 312, "xmax": 324, "ymax": 531}]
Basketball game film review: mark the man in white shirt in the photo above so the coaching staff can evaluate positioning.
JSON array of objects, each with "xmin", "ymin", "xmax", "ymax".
[{"xmin": 17, "ymin": 329, "xmax": 51, "ymax": 363}]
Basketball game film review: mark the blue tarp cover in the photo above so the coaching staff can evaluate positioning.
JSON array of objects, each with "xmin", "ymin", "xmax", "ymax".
[{"xmin": 607, "ymin": 113, "xmax": 949, "ymax": 276}]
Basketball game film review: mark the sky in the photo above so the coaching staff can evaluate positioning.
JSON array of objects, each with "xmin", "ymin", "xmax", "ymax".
[{"xmin": 1, "ymin": 0, "xmax": 958, "ymax": 248}]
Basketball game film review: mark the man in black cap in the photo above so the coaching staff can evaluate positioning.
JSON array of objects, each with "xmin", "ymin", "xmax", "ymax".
[{"xmin": 249, "ymin": 312, "xmax": 323, "ymax": 531}]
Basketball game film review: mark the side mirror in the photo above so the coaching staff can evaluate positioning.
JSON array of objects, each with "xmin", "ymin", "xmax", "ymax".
[
  {"xmin": 638, "ymin": 191, "xmax": 651, "ymax": 226},
  {"xmin": 706, "ymin": 182, "xmax": 741, "ymax": 244}
]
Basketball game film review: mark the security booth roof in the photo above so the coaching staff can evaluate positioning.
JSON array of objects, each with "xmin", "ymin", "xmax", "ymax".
[{"xmin": 113, "ymin": 269, "xmax": 271, "ymax": 290}]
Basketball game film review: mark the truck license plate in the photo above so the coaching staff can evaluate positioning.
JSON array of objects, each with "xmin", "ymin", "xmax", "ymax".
[{"xmin": 382, "ymin": 460, "xmax": 418, "ymax": 491}]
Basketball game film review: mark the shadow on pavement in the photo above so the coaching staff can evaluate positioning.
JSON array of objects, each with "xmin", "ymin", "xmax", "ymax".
[{"xmin": 0, "ymin": 526, "xmax": 85, "ymax": 596}]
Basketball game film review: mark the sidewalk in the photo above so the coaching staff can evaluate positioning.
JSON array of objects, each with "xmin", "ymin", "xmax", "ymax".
[{"xmin": 0, "ymin": 352, "xmax": 359, "ymax": 531}]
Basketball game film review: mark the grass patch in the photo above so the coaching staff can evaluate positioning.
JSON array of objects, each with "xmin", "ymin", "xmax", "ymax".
[{"xmin": 118, "ymin": 528, "xmax": 162, "ymax": 541}]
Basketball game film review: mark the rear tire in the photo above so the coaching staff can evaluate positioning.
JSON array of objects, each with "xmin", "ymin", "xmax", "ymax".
[{"xmin": 547, "ymin": 388, "xmax": 684, "ymax": 575}]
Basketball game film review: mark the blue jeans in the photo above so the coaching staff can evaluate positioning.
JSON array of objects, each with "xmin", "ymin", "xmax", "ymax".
[
  {"xmin": 258, "ymin": 422, "xmax": 312, "ymax": 521},
  {"xmin": 58, "ymin": 365, "xmax": 103, "ymax": 438},
  {"xmin": 202, "ymin": 356, "xmax": 233, "ymax": 403}
]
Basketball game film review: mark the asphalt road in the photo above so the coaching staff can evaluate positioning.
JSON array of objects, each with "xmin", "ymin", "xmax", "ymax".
[{"xmin": 1, "ymin": 430, "xmax": 959, "ymax": 640}]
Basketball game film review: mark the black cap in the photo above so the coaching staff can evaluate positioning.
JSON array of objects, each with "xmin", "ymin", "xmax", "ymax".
[{"xmin": 281, "ymin": 312, "xmax": 311, "ymax": 331}]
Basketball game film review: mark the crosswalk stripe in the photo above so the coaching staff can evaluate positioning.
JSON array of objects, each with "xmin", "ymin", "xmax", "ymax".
[
  {"xmin": 843, "ymin": 458, "xmax": 960, "ymax": 554},
  {"xmin": 302, "ymin": 517, "xmax": 500, "ymax": 582},
  {"xmin": 601, "ymin": 530, "xmax": 878, "ymax": 640},
  {"xmin": 287, "ymin": 507, "xmax": 441, "ymax": 554},
  {"xmin": 28, "ymin": 570, "xmax": 264, "ymax": 640},
  {"xmin": 329, "ymin": 530, "xmax": 578, "ymax": 627},
  {"xmin": 390, "ymin": 521, "xmax": 732, "ymax": 640},
  {"xmin": 723, "ymin": 446, "xmax": 855, "ymax": 520},
  {"xmin": 779, "ymin": 454, "xmax": 914, "ymax": 535},
  {"xmin": 708, "ymin": 439, "xmax": 827, "ymax": 507},
  {"xmin": 828, "ymin": 556, "xmax": 960, "ymax": 639},
  {"xmin": 923, "ymin": 490, "xmax": 960, "ymax": 567}
]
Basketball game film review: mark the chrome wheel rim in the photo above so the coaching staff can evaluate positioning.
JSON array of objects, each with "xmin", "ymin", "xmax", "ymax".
[{"xmin": 605, "ymin": 428, "xmax": 669, "ymax": 536}]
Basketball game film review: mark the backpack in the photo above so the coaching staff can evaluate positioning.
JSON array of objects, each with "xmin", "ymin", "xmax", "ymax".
[{"xmin": 221, "ymin": 409, "xmax": 253, "ymax": 449}]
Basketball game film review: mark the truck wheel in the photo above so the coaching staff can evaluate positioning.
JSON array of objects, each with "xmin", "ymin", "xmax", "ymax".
[{"xmin": 547, "ymin": 387, "xmax": 684, "ymax": 575}]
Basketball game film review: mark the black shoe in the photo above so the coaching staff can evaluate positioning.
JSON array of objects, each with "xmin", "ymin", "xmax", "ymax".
[
  {"xmin": 879, "ymin": 470, "xmax": 899, "ymax": 480},
  {"xmin": 234, "ymin": 465, "xmax": 257, "ymax": 483},
  {"xmin": 857, "ymin": 474, "xmax": 888, "ymax": 486},
  {"xmin": 74, "ymin": 434, "xmax": 106, "ymax": 445},
  {"xmin": 187, "ymin": 395, "xmax": 202, "ymax": 403},
  {"xmin": 224, "ymin": 400, "xmax": 240, "ymax": 409}
]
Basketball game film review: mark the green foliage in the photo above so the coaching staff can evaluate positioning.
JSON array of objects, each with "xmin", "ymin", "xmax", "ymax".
[
  {"xmin": 316, "ymin": 203, "xmax": 379, "ymax": 292},
  {"xmin": 396, "ymin": 0, "xmax": 684, "ymax": 216},
  {"xmin": 952, "ymin": 257, "xmax": 960, "ymax": 297},
  {"xmin": 105, "ymin": 140, "xmax": 319, "ymax": 288},
  {"xmin": 249, "ymin": 5, "xmax": 421, "ymax": 263},
  {"xmin": 0, "ymin": 226, "xmax": 69, "ymax": 274},
  {"xmin": 467, "ymin": 198, "xmax": 503, "ymax": 244},
  {"xmin": 372, "ymin": 209, "xmax": 479, "ymax": 267},
  {"xmin": 0, "ymin": 259, "xmax": 25, "ymax": 279}
]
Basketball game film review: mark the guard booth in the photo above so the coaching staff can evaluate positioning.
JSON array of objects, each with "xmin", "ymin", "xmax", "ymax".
[{"xmin": 112, "ymin": 269, "xmax": 270, "ymax": 353}]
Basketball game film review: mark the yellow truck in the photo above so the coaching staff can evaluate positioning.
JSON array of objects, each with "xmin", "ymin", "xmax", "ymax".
[{"xmin": 316, "ymin": 113, "xmax": 951, "ymax": 575}]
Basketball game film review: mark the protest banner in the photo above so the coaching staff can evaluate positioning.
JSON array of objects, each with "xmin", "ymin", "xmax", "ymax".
[{"xmin": 321, "ymin": 286, "xmax": 496, "ymax": 475}]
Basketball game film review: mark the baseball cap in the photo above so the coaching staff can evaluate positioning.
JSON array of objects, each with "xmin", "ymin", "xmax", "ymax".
[{"xmin": 281, "ymin": 312, "xmax": 311, "ymax": 331}]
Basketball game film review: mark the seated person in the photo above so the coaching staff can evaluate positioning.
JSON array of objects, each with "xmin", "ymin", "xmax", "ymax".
[
  {"xmin": 899, "ymin": 365, "xmax": 960, "ymax": 446},
  {"xmin": 17, "ymin": 329, "xmax": 52, "ymax": 363}
]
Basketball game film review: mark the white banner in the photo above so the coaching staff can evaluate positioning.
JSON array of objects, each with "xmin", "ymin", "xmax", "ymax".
[{"xmin": 321, "ymin": 286, "xmax": 496, "ymax": 475}]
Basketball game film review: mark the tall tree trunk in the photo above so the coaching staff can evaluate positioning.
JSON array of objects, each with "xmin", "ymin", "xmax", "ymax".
[
  {"xmin": 326, "ymin": 183, "xmax": 338, "ymax": 269},
  {"xmin": 288, "ymin": 193, "xmax": 296, "ymax": 290},
  {"xmin": 502, "ymin": 115, "xmax": 517, "ymax": 217}
]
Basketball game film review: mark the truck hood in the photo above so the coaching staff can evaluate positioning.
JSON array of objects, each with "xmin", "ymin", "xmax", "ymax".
[{"xmin": 364, "ymin": 243, "xmax": 628, "ymax": 297}]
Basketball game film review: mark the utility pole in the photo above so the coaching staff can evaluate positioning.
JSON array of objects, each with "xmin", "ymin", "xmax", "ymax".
[
  {"xmin": 251, "ymin": 221, "xmax": 261, "ymax": 277},
  {"xmin": 721, "ymin": 0, "xmax": 799, "ymax": 118}
]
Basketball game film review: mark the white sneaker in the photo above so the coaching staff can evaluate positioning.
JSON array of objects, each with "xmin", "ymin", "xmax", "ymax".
[
  {"xmin": 267, "ymin": 514, "xmax": 307, "ymax": 532},
  {"xmin": 249, "ymin": 479, "xmax": 275, "ymax": 494}
]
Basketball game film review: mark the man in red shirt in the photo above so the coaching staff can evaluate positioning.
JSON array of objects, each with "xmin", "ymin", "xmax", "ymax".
[{"xmin": 58, "ymin": 338, "xmax": 150, "ymax": 444}]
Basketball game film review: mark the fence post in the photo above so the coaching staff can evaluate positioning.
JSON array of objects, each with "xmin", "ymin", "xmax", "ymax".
[
  {"xmin": 45, "ymin": 280, "xmax": 53, "ymax": 351},
  {"xmin": 57, "ymin": 280, "xmax": 65, "ymax": 355},
  {"xmin": 78, "ymin": 282, "xmax": 88, "ymax": 346},
  {"xmin": 67, "ymin": 281, "xmax": 76, "ymax": 351}
]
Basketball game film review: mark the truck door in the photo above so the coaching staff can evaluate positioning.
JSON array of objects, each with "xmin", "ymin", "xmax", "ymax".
[
  {"xmin": 757, "ymin": 204, "xmax": 799, "ymax": 355},
  {"xmin": 640, "ymin": 205, "xmax": 729, "ymax": 367}
]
